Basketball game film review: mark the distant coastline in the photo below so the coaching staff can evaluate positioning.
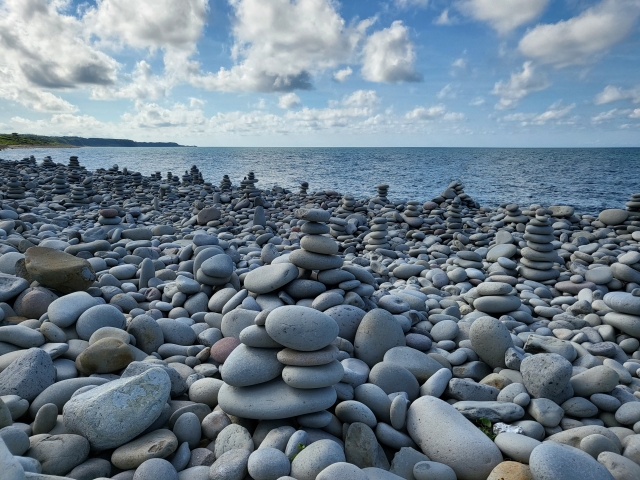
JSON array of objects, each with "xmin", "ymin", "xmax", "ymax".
[{"xmin": 0, "ymin": 133, "xmax": 190, "ymax": 150}]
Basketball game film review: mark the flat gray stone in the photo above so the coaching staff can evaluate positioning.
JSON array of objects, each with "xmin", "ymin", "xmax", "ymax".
[
  {"xmin": 265, "ymin": 306, "xmax": 338, "ymax": 351},
  {"xmin": 221, "ymin": 345, "xmax": 283, "ymax": 387},
  {"xmin": 0, "ymin": 348, "xmax": 55, "ymax": 401},
  {"xmin": 47, "ymin": 291, "xmax": 100, "ymax": 328},
  {"xmin": 244, "ymin": 263, "xmax": 299, "ymax": 294},
  {"xmin": 218, "ymin": 378, "xmax": 337, "ymax": 420},
  {"xmin": 354, "ymin": 309, "xmax": 405, "ymax": 368},
  {"xmin": 469, "ymin": 316, "xmax": 514, "ymax": 368}
]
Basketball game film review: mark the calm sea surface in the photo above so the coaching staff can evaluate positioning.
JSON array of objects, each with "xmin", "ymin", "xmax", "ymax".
[{"xmin": 2, "ymin": 147, "xmax": 638, "ymax": 214}]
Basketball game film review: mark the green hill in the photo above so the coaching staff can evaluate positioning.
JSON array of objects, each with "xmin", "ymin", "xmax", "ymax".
[{"xmin": 0, "ymin": 133, "xmax": 187, "ymax": 148}]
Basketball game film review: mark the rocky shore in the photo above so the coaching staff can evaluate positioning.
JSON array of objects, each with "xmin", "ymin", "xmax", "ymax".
[{"xmin": 0, "ymin": 154, "xmax": 640, "ymax": 480}]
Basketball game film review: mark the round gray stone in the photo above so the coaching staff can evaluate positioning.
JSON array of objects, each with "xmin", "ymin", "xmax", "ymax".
[
  {"xmin": 529, "ymin": 442, "xmax": 614, "ymax": 480},
  {"xmin": 244, "ymin": 263, "xmax": 299, "ymax": 294},
  {"xmin": 265, "ymin": 306, "xmax": 338, "ymax": 351},
  {"xmin": 76, "ymin": 304, "xmax": 126, "ymax": 340}
]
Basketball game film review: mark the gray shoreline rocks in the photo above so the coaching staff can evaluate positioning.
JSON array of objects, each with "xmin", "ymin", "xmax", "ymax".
[{"xmin": 0, "ymin": 155, "xmax": 640, "ymax": 478}]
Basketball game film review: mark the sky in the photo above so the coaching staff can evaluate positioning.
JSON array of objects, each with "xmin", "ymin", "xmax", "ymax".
[{"xmin": 1, "ymin": 0, "xmax": 640, "ymax": 147}]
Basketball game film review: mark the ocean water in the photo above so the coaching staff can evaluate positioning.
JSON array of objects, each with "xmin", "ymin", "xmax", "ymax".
[{"xmin": 2, "ymin": 147, "xmax": 639, "ymax": 214}]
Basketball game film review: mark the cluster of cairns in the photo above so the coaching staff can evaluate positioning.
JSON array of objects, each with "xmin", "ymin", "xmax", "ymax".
[{"xmin": 2, "ymin": 156, "xmax": 640, "ymax": 480}]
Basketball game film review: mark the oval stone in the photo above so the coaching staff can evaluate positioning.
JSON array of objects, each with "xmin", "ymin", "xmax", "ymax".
[
  {"xmin": 218, "ymin": 378, "xmax": 337, "ymax": 420},
  {"xmin": 244, "ymin": 263, "xmax": 299, "ymax": 294},
  {"xmin": 265, "ymin": 306, "xmax": 338, "ymax": 351}
]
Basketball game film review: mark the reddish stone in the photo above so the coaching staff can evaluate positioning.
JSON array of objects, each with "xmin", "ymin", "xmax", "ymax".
[{"xmin": 210, "ymin": 337, "xmax": 241, "ymax": 363}]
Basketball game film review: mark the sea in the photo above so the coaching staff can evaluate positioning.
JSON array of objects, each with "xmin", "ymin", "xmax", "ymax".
[{"xmin": 1, "ymin": 147, "xmax": 639, "ymax": 215}]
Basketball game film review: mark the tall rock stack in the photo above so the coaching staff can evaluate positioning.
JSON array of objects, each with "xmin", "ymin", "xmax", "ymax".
[
  {"xmin": 220, "ymin": 175, "xmax": 232, "ymax": 191},
  {"xmin": 41, "ymin": 156, "xmax": 56, "ymax": 170},
  {"xmin": 112, "ymin": 175, "xmax": 126, "ymax": 199},
  {"xmin": 625, "ymin": 193, "xmax": 640, "ymax": 223},
  {"xmin": 370, "ymin": 184, "xmax": 389, "ymax": 208},
  {"xmin": 364, "ymin": 217, "xmax": 390, "ymax": 252},
  {"xmin": 67, "ymin": 156, "xmax": 82, "ymax": 184},
  {"xmin": 290, "ymin": 209, "xmax": 343, "ymax": 272},
  {"xmin": 51, "ymin": 169, "xmax": 70, "ymax": 197},
  {"xmin": 299, "ymin": 181, "xmax": 309, "ymax": 196},
  {"xmin": 68, "ymin": 184, "xmax": 89, "ymax": 207},
  {"xmin": 402, "ymin": 201, "xmax": 423, "ymax": 229},
  {"xmin": 82, "ymin": 175, "xmax": 95, "ymax": 198},
  {"xmin": 5, "ymin": 176, "xmax": 26, "ymax": 200},
  {"xmin": 519, "ymin": 208, "xmax": 561, "ymax": 283},
  {"xmin": 240, "ymin": 172, "xmax": 262, "ymax": 206},
  {"xmin": 443, "ymin": 196, "xmax": 463, "ymax": 242}
]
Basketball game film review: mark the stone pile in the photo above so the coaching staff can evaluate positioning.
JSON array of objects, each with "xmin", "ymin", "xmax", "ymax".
[
  {"xmin": 519, "ymin": 208, "xmax": 561, "ymax": 283},
  {"xmin": 299, "ymin": 181, "xmax": 309, "ymax": 195},
  {"xmin": 0, "ymin": 155, "xmax": 639, "ymax": 480}
]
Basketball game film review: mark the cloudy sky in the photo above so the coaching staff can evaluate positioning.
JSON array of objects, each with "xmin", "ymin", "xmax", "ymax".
[{"xmin": 1, "ymin": 0, "xmax": 639, "ymax": 147}]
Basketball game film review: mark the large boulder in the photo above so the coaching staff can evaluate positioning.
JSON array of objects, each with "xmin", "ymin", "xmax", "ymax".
[
  {"xmin": 63, "ymin": 368, "xmax": 171, "ymax": 450},
  {"xmin": 23, "ymin": 247, "xmax": 96, "ymax": 293}
]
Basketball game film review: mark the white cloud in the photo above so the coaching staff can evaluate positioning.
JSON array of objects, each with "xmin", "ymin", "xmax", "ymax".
[
  {"xmin": 437, "ymin": 84, "xmax": 456, "ymax": 99},
  {"xmin": 444, "ymin": 112, "xmax": 465, "ymax": 121},
  {"xmin": 457, "ymin": 0, "xmax": 549, "ymax": 34},
  {"xmin": 395, "ymin": 0, "xmax": 429, "ymax": 8},
  {"xmin": 491, "ymin": 61, "xmax": 550, "ymax": 110},
  {"xmin": 333, "ymin": 67, "xmax": 353, "ymax": 82},
  {"xmin": 193, "ymin": 0, "xmax": 372, "ymax": 92},
  {"xmin": 0, "ymin": 67, "xmax": 77, "ymax": 113},
  {"xmin": 452, "ymin": 58, "xmax": 467, "ymax": 69},
  {"xmin": 469, "ymin": 96, "xmax": 485, "ymax": 106},
  {"xmin": 85, "ymin": 0, "xmax": 208, "ymax": 51},
  {"xmin": 500, "ymin": 102, "xmax": 575, "ymax": 126},
  {"xmin": 278, "ymin": 93, "xmax": 302, "ymax": 109},
  {"xmin": 91, "ymin": 61, "xmax": 169, "ymax": 101},
  {"xmin": 434, "ymin": 9, "xmax": 456, "ymax": 25},
  {"xmin": 519, "ymin": 0, "xmax": 640, "ymax": 67},
  {"xmin": 629, "ymin": 109, "xmax": 640, "ymax": 119},
  {"xmin": 361, "ymin": 21, "xmax": 422, "ymax": 83},
  {"xmin": 0, "ymin": 0, "xmax": 120, "ymax": 112},
  {"xmin": 342, "ymin": 90, "xmax": 380, "ymax": 109},
  {"xmin": 121, "ymin": 100, "xmax": 208, "ymax": 129},
  {"xmin": 406, "ymin": 105, "xmax": 446, "ymax": 120},
  {"xmin": 594, "ymin": 85, "xmax": 640, "ymax": 105},
  {"xmin": 532, "ymin": 102, "xmax": 575, "ymax": 125},
  {"xmin": 591, "ymin": 108, "xmax": 623, "ymax": 124}
]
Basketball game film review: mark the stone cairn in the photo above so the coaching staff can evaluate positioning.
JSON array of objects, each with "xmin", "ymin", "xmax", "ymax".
[
  {"xmin": 299, "ymin": 181, "xmax": 309, "ymax": 195},
  {"xmin": 220, "ymin": 174, "xmax": 232, "ymax": 191},
  {"xmin": 503, "ymin": 203, "xmax": 529, "ymax": 230},
  {"xmin": 402, "ymin": 200, "xmax": 423, "ymax": 229},
  {"xmin": 626, "ymin": 193, "xmax": 640, "ymax": 223},
  {"xmin": 5, "ymin": 176, "xmax": 26, "ymax": 200},
  {"xmin": 519, "ymin": 208, "xmax": 561, "ymax": 283},
  {"xmin": 51, "ymin": 168, "xmax": 70, "ymax": 197},
  {"xmin": 364, "ymin": 217, "xmax": 390, "ymax": 252}
]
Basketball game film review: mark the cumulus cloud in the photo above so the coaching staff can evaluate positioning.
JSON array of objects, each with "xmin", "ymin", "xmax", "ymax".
[
  {"xmin": 629, "ymin": 109, "xmax": 640, "ymax": 119},
  {"xmin": 194, "ymin": 0, "xmax": 372, "ymax": 92},
  {"xmin": 361, "ymin": 21, "xmax": 422, "ymax": 83},
  {"xmin": 594, "ymin": 85, "xmax": 640, "ymax": 105},
  {"xmin": 491, "ymin": 61, "xmax": 550, "ymax": 110},
  {"xmin": 519, "ymin": 0, "xmax": 640, "ymax": 67},
  {"xmin": 333, "ymin": 67, "xmax": 353, "ymax": 82},
  {"xmin": 342, "ymin": 90, "xmax": 380, "ymax": 109},
  {"xmin": 0, "ymin": 0, "xmax": 119, "ymax": 112},
  {"xmin": 0, "ymin": 67, "xmax": 77, "ymax": 113},
  {"xmin": 84, "ymin": 0, "xmax": 208, "ymax": 51},
  {"xmin": 395, "ymin": 0, "xmax": 429, "ymax": 8},
  {"xmin": 278, "ymin": 93, "xmax": 302, "ymax": 109},
  {"xmin": 91, "ymin": 61, "xmax": 169, "ymax": 101},
  {"xmin": 469, "ymin": 96, "xmax": 485, "ymax": 106},
  {"xmin": 452, "ymin": 58, "xmax": 467, "ymax": 69},
  {"xmin": 457, "ymin": 0, "xmax": 549, "ymax": 34},
  {"xmin": 406, "ymin": 104, "xmax": 464, "ymax": 121}
]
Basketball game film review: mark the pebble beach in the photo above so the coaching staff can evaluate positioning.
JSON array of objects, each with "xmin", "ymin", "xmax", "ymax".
[{"xmin": 0, "ymin": 154, "xmax": 640, "ymax": 480}]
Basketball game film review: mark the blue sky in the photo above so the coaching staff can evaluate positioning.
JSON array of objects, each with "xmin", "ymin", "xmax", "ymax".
[{"xmin": 1, "ymin": 0, "xmax": 639, "ymax": 147}]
